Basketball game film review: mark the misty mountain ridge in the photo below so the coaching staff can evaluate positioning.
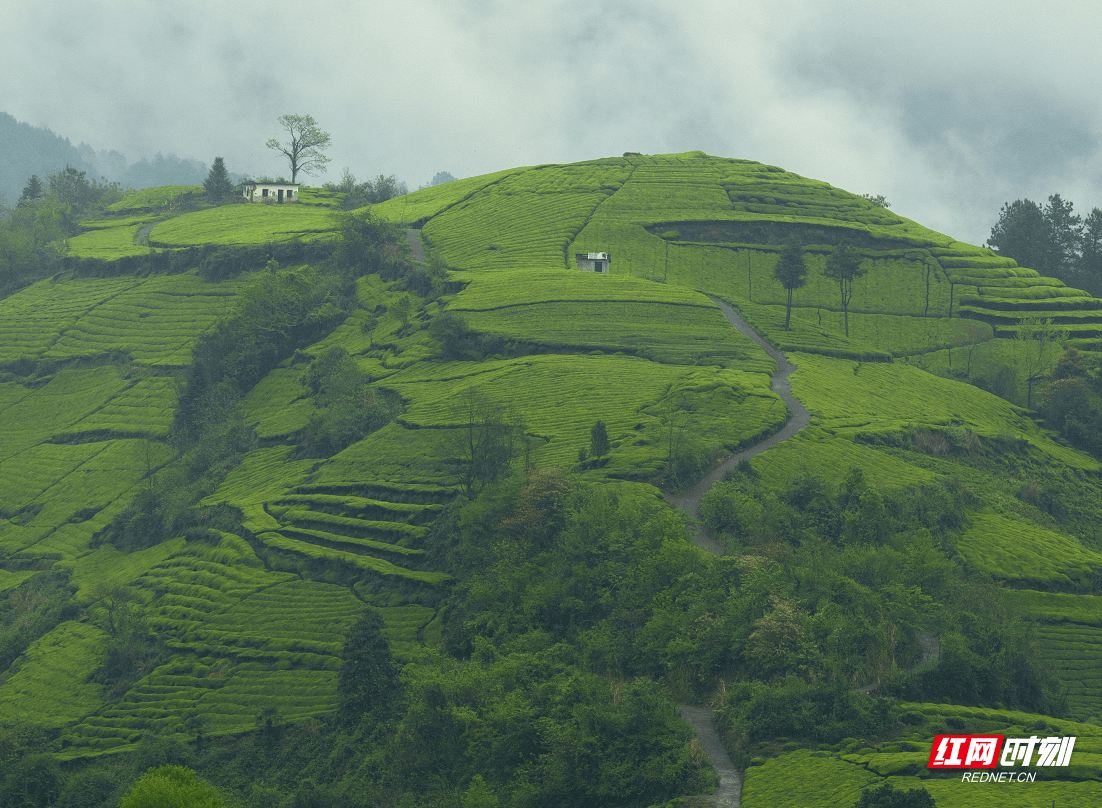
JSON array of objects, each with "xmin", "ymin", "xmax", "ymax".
[{"xmin": 0, "ymin": 111, "xmax": 230, "ymax": 203}]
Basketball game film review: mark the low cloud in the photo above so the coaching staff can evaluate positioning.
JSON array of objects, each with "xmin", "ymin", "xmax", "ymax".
[{"xmin": 4, "ymin": 0, "xmax": 1100, "ymax": 244}]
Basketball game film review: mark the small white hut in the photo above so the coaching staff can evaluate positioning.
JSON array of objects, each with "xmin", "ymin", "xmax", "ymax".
[
  {"xmin": 576, "ymin": 252, "xmax": 610, "ymax": 273},
  {"xmin": 241, "ymin": 181, "xmax": 300, "ymax": 204}
]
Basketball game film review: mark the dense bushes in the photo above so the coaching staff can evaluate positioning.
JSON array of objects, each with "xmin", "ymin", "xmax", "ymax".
[
  {"xmin": 716, "ymin": 679, "xmax": 896, "ymax": 765},
  {"xmin": 300, "ymin": 347, "xmax": 399, "ymax": 457}
]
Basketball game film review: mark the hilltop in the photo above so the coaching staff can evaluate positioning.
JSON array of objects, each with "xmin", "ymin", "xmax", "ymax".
[{"xmin": 3, "ymin": 152, "xmax": 1102, "ymax": 806}]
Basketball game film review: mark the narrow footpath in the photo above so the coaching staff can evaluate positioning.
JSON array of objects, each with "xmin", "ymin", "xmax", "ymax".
[
  {"xmin": 665, "ymin": 297, "xmax": 812, "ymax": 807},
  {"xmin": 667, "ymin": 298, "xmax": 811, "ymax": 552}
]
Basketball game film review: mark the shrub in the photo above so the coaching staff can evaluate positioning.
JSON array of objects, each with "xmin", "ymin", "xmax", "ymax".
[
  {"xmin": 119, "ymin": 766, "xmax": 225, "ymax": 808},
  {"xmin": 716, "ymin": 679, "xmax": 896, "ymax": 766}
]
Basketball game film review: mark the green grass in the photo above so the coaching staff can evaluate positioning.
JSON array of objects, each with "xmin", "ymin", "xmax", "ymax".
[
  {"xmin": 184, "ymin": 579, "xmax": 363, "ymax": 660},
  {"xmin": 742, "ymin": 749, "xmax": 877, "ymax": 808},
  {"xmin": 743, "ymin": 747, "xmax": 1102, "ymax": 807},
  {"xmin": 449, "ymin": 269, "xmax": 773, "ymax": 369},
  {"xmin": 0, "ymin": 368, "xmax": 133, "ymax": 462},
  {"xmin": 451, "ymin": 267, "xmax": 710, "ymax": 309},
  {"xmin": 275, "ymin": 508, "xmax": 425, "ymax": 544},
  {"xmin": 380, "ymin": 354, "xmax": 784, "ymax": 474},
  {"xmin": 750, "ymin": 429, "xmax": 938, "ymax": 493},
  {"xmin": 423, "ymin": 190, "xmax": 606, "ymax": 272},
  {"xmin": 0, "ymin": 621, "xmax": 107, "ymax": 728},
  {"xmin": 258, "ymin": 532, "xmax": 449, "ymax": 584},
  {"xmin": 1, "ymin": 271, "xmax": 243, "ymax": 366},
  {"xmin": 308, "ymin": 422, "xmax": 468, "ymax": 490},
  {"xmin": 59, "ymin": 537, "xmax": 188, "ymax": 604},
  {"xmin": 372, "ymin": 168, "xmax": 530, "ymax": 224},
  {"xmin": 376, "ymin": 604, "xmax": 436, "ymax": 659},
  {"xmin": 743, "ymin": 703, "xmax": 1102, "ymax": 806},
  {"xmin": 295, "ymin": 186, "xmax": 343, "ymax": 207},
  {"xmin": 79, "ymin": 213, "xmax": 163, "ymax": 229},
  {"xmin": 66, "ymin": 225, "xmax": 153, "ymax": 259},
  {"xmin": 787, "ymin": 352, "xmax": 1098, "ymax": 469},
  {"xmin": 1036, "ymin": 623, "xmax": 1102, "ymax": 719},
  {"xmin": 0, "ymin": 570, "xmax": 36, "ymax": 594},
  {"xmin": 108, "ymin": 186, "xmax": 204, "ymax": 211},
  {"xmin": 149, "ymin": 205, "xmax": 338, "ymax": 247},
  {"xmin": 273, "ymin": 494, "xmax": 440, "ymax": 522},
  {"xmin": 138, "ymin": 535, "xmax": 293, "ymax": 637},
  {"xmin": 1001, "ymin": 590, "xmax": 1102, "ymax": 626},
  {"xmin": 955, "ymin": 510, "xmax": 1102, "ymax": 587},
  {"xmin": 0, "ymin": 276, "xmax": 145, "ymax": 363},
  {"xmin": 60, "ymin": 656, "xmax": 342, "ymax": 752},
  {"xmin": 239, "ymin": 368, "xmax": 314, "ymax": 439},
  {"xmin": 57, "ymin": 376, "xmax": 179, "ymax": 438},
  {"xmin": 0, "ymin": 439, "xmax": 175, "ymax": 560},
  {"xmin": 203, "ymin": 446, "xmax": 319, "ymax": 509}
]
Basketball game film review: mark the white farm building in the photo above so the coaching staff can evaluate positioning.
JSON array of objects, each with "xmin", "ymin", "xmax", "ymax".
[
  {"xmin": 576, "ymin": 252, "xmax": 610, "ymax": 273},
  {"xmin": 241, "ymin": 181, "xmax": 300, "ymax": 204}
]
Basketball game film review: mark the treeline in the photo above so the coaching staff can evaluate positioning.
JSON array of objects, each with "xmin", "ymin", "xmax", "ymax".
[
  {"xmin": 987, "ymin": 193, "xmax": 1102, "ymax": 295},
  {"xmin": 1038, "ymin": 346, "xmax": 1102, "ymax": 459},
  {"xmin": 324, "ymin": 169, "xmax": 408, "ymax": 210},
  {"xmin": 0, "ymin": 166, "xmax": 124, "ymax": 297}
]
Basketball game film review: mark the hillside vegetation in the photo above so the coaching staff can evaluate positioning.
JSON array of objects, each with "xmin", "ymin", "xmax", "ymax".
[{"xmin": 3, "ymin": 151, "xmax": 1102, "ymax": 807}]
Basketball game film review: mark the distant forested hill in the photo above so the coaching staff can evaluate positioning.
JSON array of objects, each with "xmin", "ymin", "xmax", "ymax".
[
  {"xmin": 0, "ymin": 112, "xmax": 93, "ymax": 203},
  {"xmin": 0, "ymin": 111, "xmax": 209, "ymax": 202}
]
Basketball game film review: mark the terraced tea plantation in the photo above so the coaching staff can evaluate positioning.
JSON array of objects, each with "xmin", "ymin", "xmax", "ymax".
[
  {"xmin": 4, "ymin": 149, "xmax": 1102, "ymax": 792},
  {"xmin": 741, "ymin": 702, "xmax": 1102, "ymax": 807}
]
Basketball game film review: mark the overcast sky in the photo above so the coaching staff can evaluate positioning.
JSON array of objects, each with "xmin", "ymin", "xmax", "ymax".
[{"xmin": 3, "ymin": 0, "xmax": 1100, "ymax": 246}]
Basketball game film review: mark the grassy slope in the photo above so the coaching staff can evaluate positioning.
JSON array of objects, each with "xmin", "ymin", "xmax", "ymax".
[
  {"xmin": 743, "ymin": 703, "xmax": 1102, "ymax": 807},
  {"xmin": 5, "ymin": 152, "xmax": 1102, "ymax": 786}
]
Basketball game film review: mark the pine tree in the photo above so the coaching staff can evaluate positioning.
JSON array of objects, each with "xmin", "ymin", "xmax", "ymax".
[
  {"xmin": 17, "ymin": 174, "xmax": 44, "ymax": 207},
  {"xmin": 987, "ymin": 198, "xmax": 1050, "ymax": 274},
  {"xmin": 203, "ymin": 157, "xmax": 233, "ymax": 204}
]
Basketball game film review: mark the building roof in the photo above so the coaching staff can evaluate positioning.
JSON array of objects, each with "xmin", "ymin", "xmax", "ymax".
[{"xmin": 242, "ymin": 180, "xmax": 300, "ymax": 188}]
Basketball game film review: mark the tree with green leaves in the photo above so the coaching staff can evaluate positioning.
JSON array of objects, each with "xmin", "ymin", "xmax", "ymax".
[
  {"xmin": 987, "ymin": 198, "xmax": 1048, "ymax": 272},
  {"xmin": 772, "ymin": 240, "xmax": 809, "ymax": 330},
  {"xmin": 823, "ymin": 244, "xmax": 867, "ymax": 337},
  {"xmin": 265, "ymin": 113, "xmax": 331, "ymax": 183},
  {"xmin": 119, "ymin": 765, "xmax": 226, "ymax": 808},
  {"xmin": 338, "ymin": 608, "xmax": 402, "ymax": 723},
  {"xmin": 987, "ymin": 194, "xmax": 1082, "ymax": 283},
  {"xmin": 202, "ymin": 157, "xmax": 233, "ymax": 204},
  {"xmin": 1044, "ymin": 192, "xmax": 1081, "ymax": 279},
  {"xmin": 1078, "ymin": 207, "xmax": 1102, "ymax": 294},
  {"xmin": 590, "ymin": 419, "xmax": 610, "ymax": 458},
  {"xmin": 862, "ymin": 193, "xmax": 891, "ymax": 209}
]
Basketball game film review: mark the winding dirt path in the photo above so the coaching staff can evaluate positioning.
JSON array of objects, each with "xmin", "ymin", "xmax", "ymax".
[
  {"xmin": 664, "ymin": 298, "xmax": 811, "ymax": 807},
  {"xmin": 668, "ymin": 297, "xmax": 811, "ymax": 551}
]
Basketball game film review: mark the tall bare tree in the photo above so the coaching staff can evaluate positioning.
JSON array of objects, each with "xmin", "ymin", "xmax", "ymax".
[
  {"xmin": 265, "ymin": 114, "xmax": 331, "ymax": 183},
  {"xmin": 1016, "ymin": 317, "xmax": 1067, "ymax": 408}
]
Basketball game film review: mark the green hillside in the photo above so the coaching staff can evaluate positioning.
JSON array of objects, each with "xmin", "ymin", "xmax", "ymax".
[{"xmin": 3, "ymin": 151, "xmax": 1102, "ymax": 806}]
